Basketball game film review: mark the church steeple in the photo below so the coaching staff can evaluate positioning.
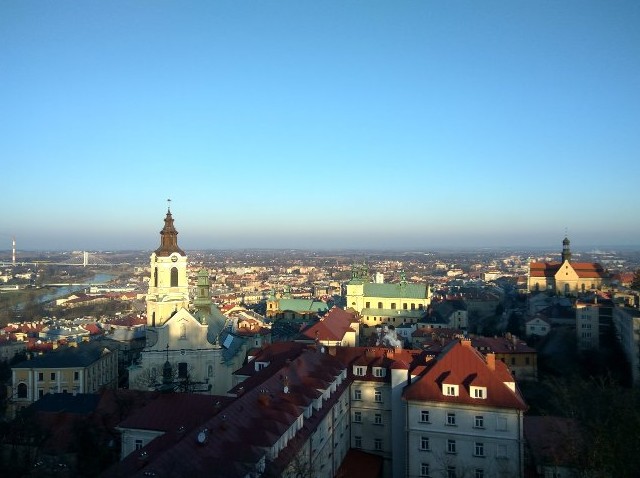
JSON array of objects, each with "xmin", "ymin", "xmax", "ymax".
[
  {"xmin": 155, "ymin": 206, "xmax": 186, "ymax": 257},
  {"xmin": 561, "ymin": 236, "xmax": 572, "ymax": 263}
]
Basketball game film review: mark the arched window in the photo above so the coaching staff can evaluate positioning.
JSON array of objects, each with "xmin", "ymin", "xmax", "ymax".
[
  {"xmin": 152, "ymin": 312, "xmax": 156, "ymax": 327},
  {"xmin": 171, "ymin": 267, "xmax": 179, "ymax": 287},
  {"xmin": 17, "ymin": 383, "xmax": 27, "ymax": 399},
  {"xmin": 180, "ymin": 324, "xmax": 187, "ymax": 340},
  {"xmin": 154, "ymin": 267, "xmax": 158, "ymax": 287}
]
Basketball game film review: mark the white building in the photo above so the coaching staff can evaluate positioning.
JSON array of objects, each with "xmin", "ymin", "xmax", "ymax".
[
  {"xmin": 613, "ymin": 305, "xmax": 640, "ymax": 385},
  {"xmin": 128, "ymin": 209, "xmax": 246, "ymax": 395},
  {"xmin": 403, "ymin": 340, "xmax": 527, "ymax": 478}
]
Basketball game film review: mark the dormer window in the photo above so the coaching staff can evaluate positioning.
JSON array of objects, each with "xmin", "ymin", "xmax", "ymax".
[
  {"xmin": 354, "ymin": 366, "xmax": 366, "ymax": 376},
  {"xmin": 443, "ymin": 384, "xmax": 459, "ymax": 396},
  {"xmin": 471, "ymin": 386, "xmax": 487, "ymax": 399},
  {"xmin": 373, "ymin": 367, "xmax": 385, "ymax": 378}
]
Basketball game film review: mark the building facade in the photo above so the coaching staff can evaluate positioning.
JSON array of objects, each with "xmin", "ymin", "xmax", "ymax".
[{"xmin": 10, "ymin": 341, "xmax": 118, "ymax": 414}]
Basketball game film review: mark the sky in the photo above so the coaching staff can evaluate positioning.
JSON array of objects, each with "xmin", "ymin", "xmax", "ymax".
[{"xmin": 2, "ymin": 1, "xmax": 639, "ymax": 251}]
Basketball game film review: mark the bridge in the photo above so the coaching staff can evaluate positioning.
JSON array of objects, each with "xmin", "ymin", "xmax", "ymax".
[{"xmin": 0, "ymin": 251, "xmax": 131, "ymax": 267}]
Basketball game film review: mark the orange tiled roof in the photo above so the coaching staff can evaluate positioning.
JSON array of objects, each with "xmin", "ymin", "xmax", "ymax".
[{"xmin": 403, "ymin": 340, "xmax": 527, "ymax": 410}]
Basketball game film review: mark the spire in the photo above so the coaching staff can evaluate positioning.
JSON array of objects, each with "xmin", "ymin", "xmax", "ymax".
[
  {"xmin": 154, "ymin": 205, "xmax": 186, "ymax": 257},
  {"xmin": 561, "ymin": 236, "xmax": 572, "ymax": 263}
]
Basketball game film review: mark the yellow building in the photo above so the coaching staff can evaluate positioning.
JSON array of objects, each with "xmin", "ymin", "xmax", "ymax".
[
  {"xmin": 346, "ymin": 265, "xmax": 431, "ymax": 331},
  {"xmin": 10, "ymin": 341, "xmax": 118, "ymax": 414},
  {"xmin": 528, "ymin": 237, "xmax": 609, "ymax": 295}
]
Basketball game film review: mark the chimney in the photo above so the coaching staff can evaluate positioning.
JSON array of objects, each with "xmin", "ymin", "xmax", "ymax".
[
  {"xmin": 486, "ymin": 353, "xmax": 496, "ymax": 371},
  {"xmin": 461, "ymin": 338, "xmax": 472, "ymax": 348}
]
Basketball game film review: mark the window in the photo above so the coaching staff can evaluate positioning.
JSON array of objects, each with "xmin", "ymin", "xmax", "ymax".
[
  {"xmin": 472, "ymin": 387, "xmax": 486, "ymax": 399},
  {"xmin": 170, "ymin": 267, "xmax": 179, "ymax": 287},
  {"xmin": 525, "ymin": 357, "xmax": 530, "ymax": 365},
  {"xmin": 403, "ymin": 303, "xmax": 408, "ymax": 310},
  {"xmin": 374, "ymin": 390, "xmax": 382, "ymax": 403},
  {"xmin": 447, "ymin": 439, "xmax": 456, "ymax": 454},
  {"xmin": 38, "ymin": 372, "xmax": 44, "ymax": 382},
  {"xmin": 354, "ymin": 389, "xmax": 362, "ymax": 400},
  {"xmin": 354, "ymin": 411, "xmax": 362, "ymax": 423},
  {"xmin": 474, "ymin": 415, "xmax": 484, "ymax": 428},
  {"xmin": 510, "ymin": 357, "xmax": 516, "ymax": 365},
  {"xmin": 38, "ymin": 389, "xmax": 44, "ymax": 398},
  {"xmin": 50, "ymin": 372, "xmax": 56, "ymax": 381},
  {"xmin": 365, "ymin": 302, "xmax": 370, "ymax": 308},
  {"xmin": 411, "ymin": 303, "xmax": 416, "ymax": 310},
  {"xmin": 421, "ymin": 410, "xmax": 430, "ymax": 423},
  {"xmin": 178, "ymin": 362, "xmax": 188, "ymax": 379},
  {"xmin": 421, "ymin": 463, "xmax": 430, "ymax": 477},
  {"xmin": 447, "ymin": 412, "xmax": 456, "ymax": 426},
  {"xmin": 475, "ymin": 469, "xmax": 484, "ymax": 478},
  {"xmin": 374, "ymin": 413, "xmax": 382, "ymax": 425},
  {"xmin": 378, "ymin": 302, "xmax": 383, "ymax": 309},
  {"xmin": 496, "ymin": 416, "xmax": 507, "ymax": 431},
  {"xmin": 420, "ymin": 436, "xmax": 430, "ymax": 451},
  {"xmin": 354, "ymin": 436, "xmax": 362, "ymax": 448},
  {"xmin": 391, "ymin": 303, "xmax": 396, "ymax": 309},
  {"xmin": 208, "ymin": 365, "xmax": 213, "ymax": 378},
  {"xmin": 354, "ymin": 366, "xmax": 366, "ymax": 376},
  {"xmin": 373, "ymin": 367, "xmax": 385, "ymax": 377},
  {"xmin": 374, "ymin": 438, "xmax": 382, "ymax": 451},
  {"xmin": 496, "ymin": 444, "xmax": 507, "ymax": 458},
  {"xmin": 17, "ymin": 383, "xmax": 27, "ymax": 398},
  {"xmin": 447, "ymin": 465, "xmax": 456, "ymax": 478},
  {"xmin": 475, "ymin": 442, "xmax": 485, "ymax": 457},
  {"xmin": 443, "ymin": 384, "xmax": 459, "ymax": 396},
  {"xmin": 74, "ymin": 371, "xmax": 79, "ymax": 381},
  {"xmin": 135, "ymin": 439, "xmax": 143, "ymax": 450},
  {"xmin": 180, "ymin": 323, "xmax": 187, "ymax": 339}
]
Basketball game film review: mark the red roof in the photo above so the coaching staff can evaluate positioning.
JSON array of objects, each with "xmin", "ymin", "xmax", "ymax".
[
  {"xmin": 301, "ymin": 306, "xmax": 358, "ymax": 342},
  {"xmin": 403, "ymin": 340, "xmax": 527, "ymax": 410},
  {"xmin": 529, "ymin": 261, "xmax": 606, "ymax": 279}
]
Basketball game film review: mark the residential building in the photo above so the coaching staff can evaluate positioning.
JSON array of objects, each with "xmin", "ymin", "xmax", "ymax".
[
  {"xmin": 525, "ymin": 316, "xmax": 551, "ymax": 338},
  {"xmin": 613, "ymin": 305, "xmax": 640, "ymax": 385},
  {"xmin": 300, "ymin": 306, "xmax": 360, "ymax": 346},
  {"xmin": 10, "ymin": 340, "xmax": 118, "ymax": 415},
  {"xmin": 404, "ymin": 339, "xmax": 527, "ymax": 478}
]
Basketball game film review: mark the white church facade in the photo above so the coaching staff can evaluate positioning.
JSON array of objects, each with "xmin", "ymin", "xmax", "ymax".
[{"xmin": 128, "ymin": 208, "xmax": 247, "ymax": 395}]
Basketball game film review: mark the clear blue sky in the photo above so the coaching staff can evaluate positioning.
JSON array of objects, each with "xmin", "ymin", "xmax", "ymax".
[{"xmin": 2, "ymin": 1, "xmax": 639, "ymax": 251}]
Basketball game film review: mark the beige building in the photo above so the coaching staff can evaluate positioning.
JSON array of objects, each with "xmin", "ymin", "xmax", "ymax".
[
  {"xmin": 10, "ymin": 340, "xmax": 117, "ymax": 414},
  {"xmin": 528, "ymin": 237, "xmax": 609, "ymax": 295},
  {"xmin": 346, "ymin": 265, "xmax": 432, "ymax": 332}
]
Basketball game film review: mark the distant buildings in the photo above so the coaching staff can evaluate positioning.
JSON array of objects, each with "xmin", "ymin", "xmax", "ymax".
[
  {"xmin": 528, "ymin": 237, "xmax": 609, "ymax": 295},
  {"xmin": 613, "ymin": 305, "xmax": 640, "ymax": 385},
  {"xmin": 346, "ymin": 264, "xmax": 432, "ymax": 333}
]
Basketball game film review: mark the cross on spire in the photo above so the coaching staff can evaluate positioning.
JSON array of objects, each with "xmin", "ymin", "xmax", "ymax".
[{"xmin": 167, "ymin": 198, "xmax": 172, "ymax": 212}]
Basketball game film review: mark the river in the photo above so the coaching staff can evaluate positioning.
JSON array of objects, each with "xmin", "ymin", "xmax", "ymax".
[{"xmin": 35, "ymin": 273, "xmax": 115, "ymax": 304}]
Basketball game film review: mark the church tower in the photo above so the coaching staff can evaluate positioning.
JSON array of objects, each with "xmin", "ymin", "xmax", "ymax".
[
  {"xmin": 146, "ymin": 208, "xmax": 189, "ymax": 327},
  {"xmin": 194, "ymin": 269, "xmax": 211, "ymax": 320},
  {"xmin": 561, "ymin": 236, "xmax": 572, "ymax": 263}
]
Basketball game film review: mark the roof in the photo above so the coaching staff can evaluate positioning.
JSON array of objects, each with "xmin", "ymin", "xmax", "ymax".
[
  {"xmin": 28, "ymin": 392, "xmax": 101, "ymax": 415},
  {"xmin": 529, "ymin": 261, "xmax": 607, "ymax": 279},
  {"xmin": 13, "ymin": 340, "xmax": 114, "ymax": 369},
  {"xmin": 335, "ymin": 449, "xmax": 383, "ymax": 478},
  {"xmin": 104, "ymin": 348, "xmax": 348, "ymax": 478},
  {"xmin": 403, "ymin": 340, "xmax": 527, "ymax": 410},
  {"xmin": 363, "ymin": 282, "xmax": 428, "ymax": 299},
  {"xmin": 301, "ymin": 306, "xmax": 357, "ymax": 342},
  {"xmin": 276, "ymin": 298, "xmax": 328, "ymax": 313},
  {"xmin": 117, "ymin": 393, "xmax": 233, "ymax": 433}
]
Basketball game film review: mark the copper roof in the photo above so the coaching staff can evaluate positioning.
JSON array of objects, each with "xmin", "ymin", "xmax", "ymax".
[{"xmin": 154, "ymin": 209, "xmax": 186, "ymax": 257}]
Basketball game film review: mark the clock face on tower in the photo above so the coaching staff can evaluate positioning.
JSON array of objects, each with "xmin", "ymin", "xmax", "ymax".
[{"xmin": 171, "ymin": 255, "xmax": 178, "ymax": 262}]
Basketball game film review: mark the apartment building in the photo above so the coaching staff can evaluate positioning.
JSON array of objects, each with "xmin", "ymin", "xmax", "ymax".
[{"xmin": 10, "ymin": 340, "xmax": 118, "ymax": 414}]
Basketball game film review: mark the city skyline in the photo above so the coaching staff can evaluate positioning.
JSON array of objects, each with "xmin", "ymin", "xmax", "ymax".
[{"xmin": 2, "ymin": 1, "xmax": 639, "ymax": 251}]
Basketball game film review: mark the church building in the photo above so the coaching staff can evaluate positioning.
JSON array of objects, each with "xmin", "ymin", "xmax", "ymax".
[
  {"xmin": 528, "ymin": 237, "xmax": 609, "ymax": 295},
  {"xmin": 128, "ymin": 208, "xmax": 247, "ymax": 395}
]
